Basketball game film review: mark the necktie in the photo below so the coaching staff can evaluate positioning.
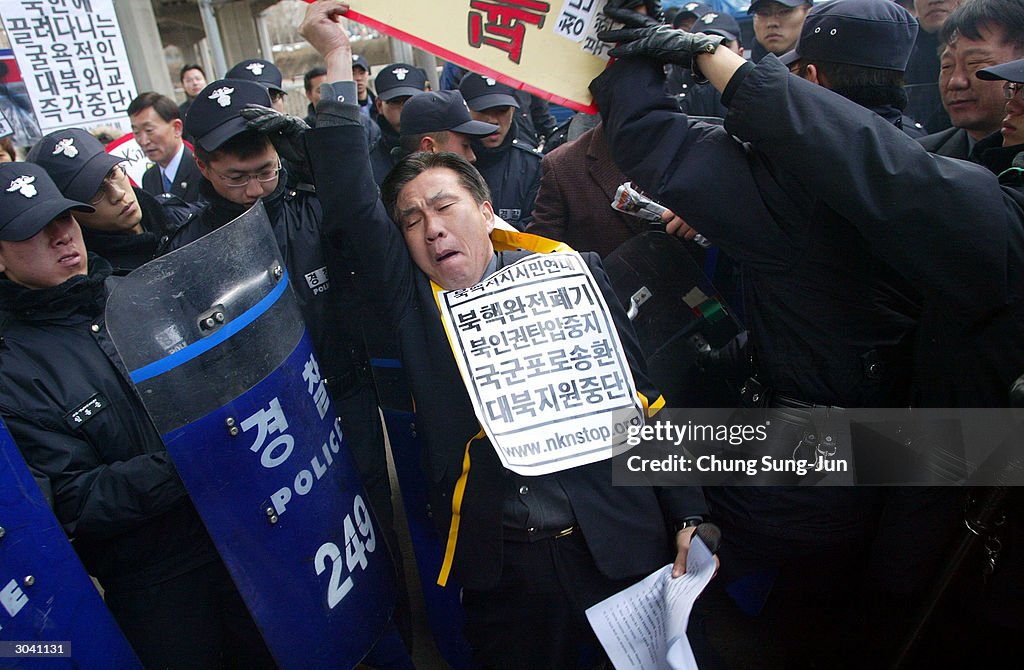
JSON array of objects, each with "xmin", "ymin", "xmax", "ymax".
[{"xmin": 162, "ymin": 171, "xmax": 172, "ymax": 193}]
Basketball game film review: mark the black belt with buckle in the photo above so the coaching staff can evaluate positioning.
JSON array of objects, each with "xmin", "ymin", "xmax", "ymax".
[
  {"xmin": 503, "ymin": 525, "xmax": 576, "ymax": 543},
  {"xmin": 740, "ymin": 377, "xmax": 844, "ymax": 412}
]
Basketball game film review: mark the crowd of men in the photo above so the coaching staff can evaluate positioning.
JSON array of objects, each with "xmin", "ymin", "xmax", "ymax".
[{"xmin": 1, "ymin": 0, "xmax": 1022, "ymax": 668}]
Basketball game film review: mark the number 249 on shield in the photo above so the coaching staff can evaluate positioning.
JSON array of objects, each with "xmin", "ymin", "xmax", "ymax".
[{"xmin": 314, "ymin": 494, "xmax": 376, "ymax": 609}]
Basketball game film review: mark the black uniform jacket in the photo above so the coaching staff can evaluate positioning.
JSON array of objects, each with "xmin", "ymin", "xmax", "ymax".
[
  {"xmin": 306, "ymin": 98, "xmax": 707, "ymax": 591},
  {"xmin": 668, "ymin": 65, "xmax": 727, "ymax": 118},
  {"xmin": 368, "ymin": 115, "xmax": 401, "ymax": 186},
  {"xmin": 595, "ymin": 56, "xmax": 922, "ymax": 409},
  {"xmin": 592, "ymin": 55, "xmax": 1024, "ymax": 541},
  {"xmin": 937, "ymin": 133, "xmax": 1024, "ymax": 408},
  {"xmin": 723, "ymin": 61, "xmax": 1024, "ymax": 410},
  {"xmin": 472, "ymin": 118, "xmax": 543, "ymax": 231},
  {"xmin": 595, "ymin": 55, "xmax": 1024, "ymax": 409},
  {"xmin": 0, "ymin": 257, "xmax": 216, "ymax": 591},
  {"xmin": 141, "ymin": 144, "xmax": 203, "ymax": 204},
  {"xmin": 918, "ymin": 126, "xmax": 973, "ymax": 161}
]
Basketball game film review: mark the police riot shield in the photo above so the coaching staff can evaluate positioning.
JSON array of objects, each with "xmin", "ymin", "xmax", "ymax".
[
  {"xmin": 104, "ymin": 203, "xmax": 395, "ymax": 670},
  {"xmin": 603, "ymin": 231, "xmax": 743, "ymax": 407},
  {"xmin": 0, "ymin": 419, "xmax": 142, "ymax": 669},
  {"xmin": 363, "ymin": 313, "xmax": 476, "ymax": 667},
  {"xmin": 382, "ymin": 410, "xmax": 477, "ymax": 670}
]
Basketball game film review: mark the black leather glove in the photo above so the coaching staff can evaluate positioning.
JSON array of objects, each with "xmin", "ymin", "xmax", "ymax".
[
  {"xmin": 600, "ymin": 24, "xmax": 724, "ymax": 69},
  {"xmin": 605, "ymin": 0, "xmax": 664, "ymax": 25},
  {"xmin": 240, "ymin": 104, "xmax": 309, "ymax": 165},
  {"xmin": 602, "ymin": 2, "xmax": 659, "ymax": 29}
]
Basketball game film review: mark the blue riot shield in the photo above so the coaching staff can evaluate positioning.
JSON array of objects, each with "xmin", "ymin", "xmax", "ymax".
[
  {"xmin": 0, "ymin": 419, "xmax": 142, "ymax": 669},
  {"xmin": 366, "ymin": 331, "xmax": 476, "ymax": 666},
  {"xmin": 104, "ymin": 203, "xmax": 395, "ymax": 670},
  {"xmin": 382, "ymin": 410, "xmax": 477, "ymax": 670}
]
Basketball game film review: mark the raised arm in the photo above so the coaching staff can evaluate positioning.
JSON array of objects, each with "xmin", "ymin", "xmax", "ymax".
[
  {"xmin": 300, "ymin": 1, "xmax": 417, "ymax": 325},
  {"xmin": 716, "ymin": 55, "xmax": 1020, "ymax": 317},
  {"xmin": 600, "ymin": 15, "xmax": 1022, "ymax": 317}
]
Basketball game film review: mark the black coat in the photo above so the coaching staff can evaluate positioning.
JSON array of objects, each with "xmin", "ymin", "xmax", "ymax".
[
  {"xmin": 728, "ymin": 61, "xmax": 1024, "ymax": 410},
  {"xmin": 667, "ymin": 66, "xmax": 727, "ymax": 119},
  {"xmin": 140, "ymin": 144, "xmax": 203, "ymax": 204},
  {"xmin": 472, "ymin": 119, "xmax": 543, "ymax": 230},
  {"xmin": 306, "ymin": 101, "xmax": 707, "ymax": 591},
  {"xmin": 595, "ymin": 55, "xmax": 1024, "ymax": 411},
  {"xmin": 595, "ymin": 57, "xmax": 923, "ymax": 410},
  {"xmin": 0, "ymin": 257, "xmax": 216, "ymax": 591},
  {"xmin": 918, "ymin": 126, "xmax": 974, "ymax": 161},
  {"xmin": 921, "ymin": 132, "xmax": 1024, "ymax": 408},
  {"xmin": 593, "ymin": 55, "xmax": 1001, "ymax": 541},
  {"xmin": 368, "ymin": 115, "xmax": 401, "ymax": 186}
]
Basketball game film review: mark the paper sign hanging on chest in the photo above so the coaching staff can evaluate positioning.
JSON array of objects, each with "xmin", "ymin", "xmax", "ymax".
[{"xmin": 437, "ymin": 251, "xmax": 645, "ymax": 475}]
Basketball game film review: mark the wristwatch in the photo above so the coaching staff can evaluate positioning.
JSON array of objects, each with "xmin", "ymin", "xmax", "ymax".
[{"xmin": 674, "ymin": 517, "xmax": 704, "ymax": 534}]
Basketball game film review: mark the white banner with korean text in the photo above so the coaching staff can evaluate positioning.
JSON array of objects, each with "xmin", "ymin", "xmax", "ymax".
[
  {"xmin": 438, "ymin": 252, "xmax": 645, "ymax": 475},
  {"xmin": 0, "ymin": 0, "xmax": 136, "ymax": 135},
  {"xmin": 341, "ymin": 0, "xmax": 617, "ymax": 112}
]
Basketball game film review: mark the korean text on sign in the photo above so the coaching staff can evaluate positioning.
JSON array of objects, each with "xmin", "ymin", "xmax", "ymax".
[
  {"xmin": 341, "ymin": 0, "xmax": 619, "ymax": 113},
  {"xmin": 0, "ymin": 0, "xmax": 136, "ymax": 133},
  {"xmin": 439, "ymin": 252, "xmax": 644, "ymax": 476}
]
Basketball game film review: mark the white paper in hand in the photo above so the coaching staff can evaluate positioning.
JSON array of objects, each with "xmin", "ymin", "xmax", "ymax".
[{"xmin": 585, "ymin": 536, "xmax": 716, "ymax": 669}]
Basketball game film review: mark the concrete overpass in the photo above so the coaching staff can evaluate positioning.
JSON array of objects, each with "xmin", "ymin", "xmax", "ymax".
[
  {"xmin": 116, "ymin": 0, "xmax": 437, "ymax": 115},
  {"xmin": 119, "ymin": 0, "xmax": 278, "ymax": 98}
]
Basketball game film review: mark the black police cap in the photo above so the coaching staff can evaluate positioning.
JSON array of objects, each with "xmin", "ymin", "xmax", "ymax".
[
  {"xmin": 27, "ymin": 128, "xmax": 126, "ymax": 203},
  {"xmin": 459, "ymin": 73, "xmax": 520, "ymax": 112},
  {"xmin": 352, "ymin": 54, "xmax": 371, "ymax": 74},
  {"xmin": 978, "ymin": 58, "xmax": 1024, "ymax": 84},
  {"xmin": 400, "ymin": 90, "xmax": 498, "ymax": 138},
  {"xmin": 781, "ymin": 0, "xmax": 917, "ymax": 71},
  {"xmin": 225, "ymin": 59, "xmax": 285, "ymax": 95},
  {"xmin": 0, "ymin": 163, "xmax": 93, "ymax": 242},
  {"xmin": 676, "ymin": 2, "xmax": 713, "ymax": 24},
  {"xmin": 375, "ymin": 63, "xmax": 428, "ymax": 101},
  {"xmin": 748, "ymin": 0, "xmax": 812, "ymax": 13},
  {"xmin": 693, "ymin": 11, "xmax": 742, "ymax": 43},
  {"xmin": 184, "ymin": 79, "xmax": 273, "ymax": 152}
]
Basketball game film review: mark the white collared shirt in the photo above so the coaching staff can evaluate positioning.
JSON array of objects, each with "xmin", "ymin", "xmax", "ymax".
[{"xmin": 160, "ymin": 143, "xmax": 186, "ymax": 186}]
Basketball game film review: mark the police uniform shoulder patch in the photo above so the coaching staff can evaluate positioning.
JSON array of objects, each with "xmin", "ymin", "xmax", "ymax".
[{"xmin": 64, "ymin": 393, "xmax": 108, "ymax": 429}]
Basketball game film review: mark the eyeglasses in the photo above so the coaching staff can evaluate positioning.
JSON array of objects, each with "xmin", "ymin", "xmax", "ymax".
[
  {"xmin": 208, "ymin": 160, "xmax": 282, "ymax": 188},
  {"xmin": 1003, "ymin": 83, "xmax": 1024, "ymax": 101},
  {"xmin": 89, "ymin": 164, "xmax": 128, "ymax": 205}
]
